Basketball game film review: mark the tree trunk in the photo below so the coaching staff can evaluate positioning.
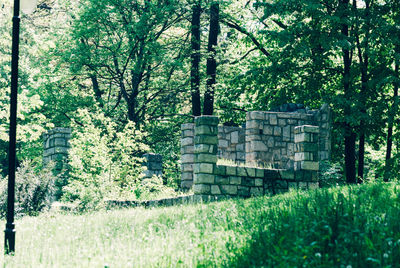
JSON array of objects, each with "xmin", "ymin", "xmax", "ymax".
[
  {"xmin": 90, "ymin": 75, "xmax": 104, "ymax": 108},
  {"xmin": 385, "ymin": 1, "xmax": 400, "ymax": 180},
  {"xmin": 357, "ymin": 130, "xmax": 365, "ymax": 181},
  {"xmin": 340, "ymin": 0, "xmax": 357, "ymax": 184},
  {"xmin": 385, "ymin": 62, "xmax": 399, "ymax": 181},
  {"xmin": 191, "ymin": 1, "xmax": 202, "ymax": 116},
  {"xmin": 356, "ymin": 0, "xmax": 370, "ymax": 183},
  {"xmin": 356, "ymin": 59, "xmax": 367, "ymax": 183},
  {"xmin": 203, "ymin": 1, "xmax": 219, "ymax": 115}
]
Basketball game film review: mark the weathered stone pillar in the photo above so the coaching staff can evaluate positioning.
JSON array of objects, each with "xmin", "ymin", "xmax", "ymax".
[
  {"xmin": 43, "ymin": 128, "xmax": 71, "ymax": 172},
  {"xmin": 181, "ymin": 123, "xmax": 195, "ymax": 190},
  {"xmin": 245, "ymin": 111, "xmax": 266, "ymax": 166},
  {"xmin": 193, "ymin": 116, "xmax": 218, "ymax": 195},
  {"xmin": 316, "ymin": 103, "xmax": 332, "ymax": 161},
  {"xmin": 142, "ymin": 153, "xmax": 163, "ymax": 180},
  {"xmin": 294, "ymin": 125, "xmax": 319, "ymax": 186}
]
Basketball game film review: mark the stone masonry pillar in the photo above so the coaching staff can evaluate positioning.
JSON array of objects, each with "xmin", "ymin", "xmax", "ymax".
[
  {"xmin": 43, "ymin": 128, "xmax": 71, "ymax": 172},
  {"xmin": 294, "ymin": 125, "xmax": 319, "ymax": 183},
  {"xmin": 181, "ymin": 123, "xmax": 195, "ymax": 190},
  {"xmin": 193, "ymin": 116, "xmax": 218, "ymax": 195},
  {"xmin": 316, "ymin": 103, "xmax": 332, "ymax": 161},
  {"xmin": 142, "ymin": 153, "xmax": 163, "ymax": 180}
]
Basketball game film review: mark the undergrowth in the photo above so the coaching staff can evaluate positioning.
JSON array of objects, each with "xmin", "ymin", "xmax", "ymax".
[{"xmin": 0, "ymin": 182, "xmax": 399, "ymax": 267}]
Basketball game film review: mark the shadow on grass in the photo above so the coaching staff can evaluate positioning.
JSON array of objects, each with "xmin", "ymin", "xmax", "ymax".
[{"xmin": 215, "ymin": 183, "xmax": 400, "ymax": 267}]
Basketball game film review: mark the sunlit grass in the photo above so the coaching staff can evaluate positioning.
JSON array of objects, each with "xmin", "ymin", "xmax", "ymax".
[
  {"xmin": 0, "ymin": 202, "xmax": 241, "ymax": 267},
  {"xmin": 0, "ymin": 182, "xmax": 399, "ymax": 267}
]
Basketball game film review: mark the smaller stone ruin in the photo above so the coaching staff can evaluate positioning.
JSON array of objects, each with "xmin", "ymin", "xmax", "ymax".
[
  {"xmin": 142, "ymin": 153, "xmax": 163, "ymax": 180},
  {"xmin": 43, "ymin": 128, "xmax": 71, "ymax": 172}
]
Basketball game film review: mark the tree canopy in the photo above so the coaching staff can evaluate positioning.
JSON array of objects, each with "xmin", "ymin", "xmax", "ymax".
[{"xmin": 0, "ymin": 0, "xmax": 399, "ymax": 191}]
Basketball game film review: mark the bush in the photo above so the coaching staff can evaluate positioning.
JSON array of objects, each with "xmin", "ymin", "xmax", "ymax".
[
  {"xmin": 62, "ymin": 109, "xmax": 149, "ymax": 211},
  {"xmin": 133, "ymin": 175, "xmax": 178, "ymax": 200},
  {"xmin": 319, "ymin": 160, "xmax": 345, "ymax": 187},
  {"xmin": 145, "ymin": 120, "xmax": 183, "ymax": 189},
  {"xmin": 0, "ymin": 160, "xmax": 57, "ymax": 217}
]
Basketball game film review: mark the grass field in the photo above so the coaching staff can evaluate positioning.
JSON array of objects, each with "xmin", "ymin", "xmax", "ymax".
[{"xmin": 0, "ymin": 182, "xmax": 399, "ymax": 267}]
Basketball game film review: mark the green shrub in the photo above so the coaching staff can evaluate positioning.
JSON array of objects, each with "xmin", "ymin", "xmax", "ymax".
[
  {"xmin": 133, "ymin": 175, "xmax": 179, "ymax": 200},
  {"xmin": 0, "ymin": 160, "xmax": 57, "ymax": 217},
  {"xmin": 62, "ymin": 109, "xmax": 149, "ymax": 211},
  {"xmin": 145, "ymin": 120, "xmax": 183, "ymax": 189},
  {"xmin": 319, "ymin": 160, "xmax": 345, "ymax": 187}
]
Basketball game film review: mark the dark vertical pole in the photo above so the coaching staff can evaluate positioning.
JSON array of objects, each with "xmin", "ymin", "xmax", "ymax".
[
  {"xmin": 203, "ymin": 1, "xmax": 219, "ymax": 115},
  {"xmin": 5, "ymin": 0, "xmax": 21, "ymax": 255},
  {"xmin": 190, "ymin": 0, "xmax": 202, "ymax": 117},
  {"xmin": 385, "ymin": 62, "xmax": 399, "ymax": 181}
]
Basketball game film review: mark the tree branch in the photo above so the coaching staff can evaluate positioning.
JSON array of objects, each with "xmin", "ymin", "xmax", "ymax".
[{"xmin": 221, "ymin": 18, "xmax": 271, "ymax": 58}]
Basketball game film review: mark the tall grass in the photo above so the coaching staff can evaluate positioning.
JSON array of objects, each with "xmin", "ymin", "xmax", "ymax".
[
  {"xmin": 225, "ymin": 182, "xmax": 400, "ymax": 267},
  {"xmin": 0, "ymin": 182, "xmax": 399, "ymax": 267}
]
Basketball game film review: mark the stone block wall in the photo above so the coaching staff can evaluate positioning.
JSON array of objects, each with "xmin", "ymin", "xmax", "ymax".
[
  {"xmin": 181, "ymin": 124, "xmax": 246, "ymax": 190},
  {"xmin": 192, "ymin": 116, "xmax": 219, "ymax": 195},
  {"xmin": 245, "ymin": 111, "xmax": 314, "ymax": 169},
  {"xmin": 142, "ymin": 153, "xmax": 163, "ymax": 179},
  {"xmin": 217, "ymin": 126, "xmax": 245, "ymax": 163},
  {"xmin": 43, "ymin": 128, "xmax": 71, "ymax": 172},
  {"xmin": 181, "ymin": 123, "xmax": 195, "ymax": 189},
  {"xmin": 192, "ymin": 116, "xmax": 320, "ymax": 197},
  {"xmin": 315, "ymin": 104, "xmax": 331, "ymax": 161},
  {"xmin": 245, "ymin": 104, "xmax": 331, "ymax": 169},
  {"xmin": 181, "ymin": 104, "xmax": 331, "ymax": 191}
]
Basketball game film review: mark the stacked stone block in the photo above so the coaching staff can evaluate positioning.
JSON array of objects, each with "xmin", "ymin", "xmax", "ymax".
[
  {"xmin": 43, "ymin": 128, "xmax": 71, "ymax": 172},
  {"xmin": 316, "ymin": 104, "xmax": 331, "ymax": 161},
  {"xmin": 181, "ymin": 123, "xmax": 195, "ymax": 190},
  {"xmin": 245, "ymin": 111, "xmax": 315, "ymax": 169},
  {"xmin": 181, "ymin": 123, "xmax": 246, "ymax": 190},
  {"xmin": 293, "ymin": 125, "xmax": 319, "ymax": 189},
  {"xmin": 188, "ymin": 116, "xmax": 322, "ymax": 198},
  {"xmin": 142, "ymin": 153, "xmax": 163, "ymax": 179},
  {"xmin": 245, "ymin": 104, "xmax": 331, "ymax": 170},
  {"xmin": 217, "ymin": 126, "xmax": 245, "ymax": 163},
  {"xmin": 181, "ymin": 104, "xmax": 331, "ymax": 194},
  {"xmin": 212, "ymin": 165, "xmax": 269, "ymax": 197},
  {"xmin": 193, "ymin": 116, "xmax": 219, "ymax": 195}
]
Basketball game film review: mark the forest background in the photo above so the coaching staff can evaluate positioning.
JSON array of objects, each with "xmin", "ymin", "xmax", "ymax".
[{"xmin": 0, "ymin": 0, "xmax": 399, "ymax": 211}]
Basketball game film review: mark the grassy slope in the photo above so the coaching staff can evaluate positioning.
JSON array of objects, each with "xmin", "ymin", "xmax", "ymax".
[{"xmin": 1, "ymin": 182, "xmax": 399, "ymax": 267}]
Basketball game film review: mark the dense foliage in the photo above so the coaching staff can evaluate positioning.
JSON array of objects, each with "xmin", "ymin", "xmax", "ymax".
[
  {"xmin": 0, "ymin": 160, "xmax": 57, "ymax": 217},
  {"xmin": 0, "ymin": 0, "xmax": 399, "ymax": 209},
  {"xmin": 61, "ymin": 109, "xmax": 148, "ymax": 210}
]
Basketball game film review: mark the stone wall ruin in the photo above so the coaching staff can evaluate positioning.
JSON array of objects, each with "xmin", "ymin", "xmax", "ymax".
[
  {"xmin": 43, "ymin": 128, "xmax": 71, "ymax": 172},
  {"xmin": 181, "ymin": 104, "xmax": 332, "ymax": 194},
  {"xmin": 42, "ymin": 103, "xmax": 331, "ymax": 201}
]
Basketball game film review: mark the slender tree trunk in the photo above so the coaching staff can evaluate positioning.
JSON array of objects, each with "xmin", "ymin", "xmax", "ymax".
[
  {"xmin": 340, "ymin": 0, "xmax": 357, "ymax": 184},
  {"xmin": 345, "ymin": 123, "xmax": 357, "ymax": 184},
  {"xmin": 356, "ymin": 0, "xmax": 370, "ymax": 182},
  {"xmin": 357, "ymin": 65, "xmax": 367, "ymax": 183},
  {"xmin": 357, "ymin": 122, "xmax": 365, "ymax": 181},
  {"xmin": 203, "ymin": 1, "xmax": 219, "ymax": 115},
  {"xmin": 385, "ymin": 62, "xmax": 399, "ymax": 181},
  {"xmin": 191, "ymin": 1, "xmax": 202, "ymax": 116},
  {"xmin": 385, "ymin": 1, "xmax": 400, "ymax": 180}
]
